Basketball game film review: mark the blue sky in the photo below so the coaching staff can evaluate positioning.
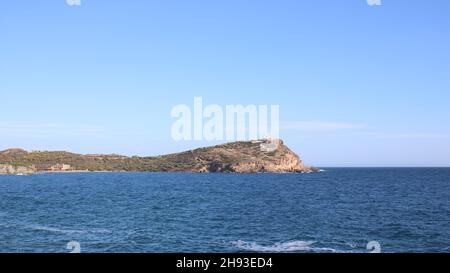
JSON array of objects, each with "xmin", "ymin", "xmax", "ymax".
[{"xmin": 1, "ymin": 0, "xmax": 449, "ymax": 167}]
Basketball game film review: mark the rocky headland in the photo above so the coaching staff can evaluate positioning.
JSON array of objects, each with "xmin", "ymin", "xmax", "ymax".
[{"xmin": 0, "ymin": 139, "xmax": 318, "ymax": 174}]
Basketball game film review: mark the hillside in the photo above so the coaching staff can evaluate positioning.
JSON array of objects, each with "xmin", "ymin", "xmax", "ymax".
[{"xmin": 0, "ymin": 139, "xmax": 317, "ymax": 174}]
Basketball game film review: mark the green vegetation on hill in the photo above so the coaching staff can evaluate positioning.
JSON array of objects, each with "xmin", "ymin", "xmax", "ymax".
[{"xmin": 0, "ymin": 140, "xmax": 316, "ymax": 173}]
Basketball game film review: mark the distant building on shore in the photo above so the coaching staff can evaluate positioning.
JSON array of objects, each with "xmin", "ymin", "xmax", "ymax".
[{"xmin": 33, "ymin": 164, "xmax": 73, "ymax": 172}]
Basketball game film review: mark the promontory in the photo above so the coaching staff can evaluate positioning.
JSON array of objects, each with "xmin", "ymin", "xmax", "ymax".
[{"xmin": 0, "ymin": 139, "xmax": 318, "ymax": 174}]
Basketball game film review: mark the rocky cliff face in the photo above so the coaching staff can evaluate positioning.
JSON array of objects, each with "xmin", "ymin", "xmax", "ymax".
[
  {"xmin": 154, "ymin": 139, "xmax": 317, "ymax": 173},
  {"xmin": 0, "ymin": 164, "xmax": 35, "ymax": 175},
  {"xmin": 0, "ymin": 140, "xmax": 317, "ymax": 174}
]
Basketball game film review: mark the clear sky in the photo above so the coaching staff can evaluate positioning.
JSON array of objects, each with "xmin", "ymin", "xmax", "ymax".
[{"xmin": 1, "ymin": 0, "xmax": 449, "ymax": 167}]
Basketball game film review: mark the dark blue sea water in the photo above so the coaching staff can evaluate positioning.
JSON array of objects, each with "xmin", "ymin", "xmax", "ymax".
[{"xmin": 1, "ymin": 168, "xmax": 449, "ymax": 253}]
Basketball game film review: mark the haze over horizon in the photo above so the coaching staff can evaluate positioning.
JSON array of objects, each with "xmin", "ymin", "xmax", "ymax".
[{"xmin": 1, "ymin": 0, "xmax": 449, "ymax": 167}]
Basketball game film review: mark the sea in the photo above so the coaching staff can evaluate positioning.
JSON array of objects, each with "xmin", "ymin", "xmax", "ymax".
[{"xmin": 0, "ymin": 168, "xmax": 449, "ymax": 253}]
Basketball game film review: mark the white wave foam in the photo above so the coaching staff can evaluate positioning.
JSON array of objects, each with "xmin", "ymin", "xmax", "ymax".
[
  {"xmin": 30, "ymin": 225, "xmax": 110, "ymax": 234},
  {"xmin": 31, "ymin": 225, "xmax": 88, "ymax": 234},
  {"xmin": 91, "ymin": 228, "xmax": 112, "ymax": 234},
  {"xmin": 231, "ymin": 240, "xmax": 338, "ymax": 253}
]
